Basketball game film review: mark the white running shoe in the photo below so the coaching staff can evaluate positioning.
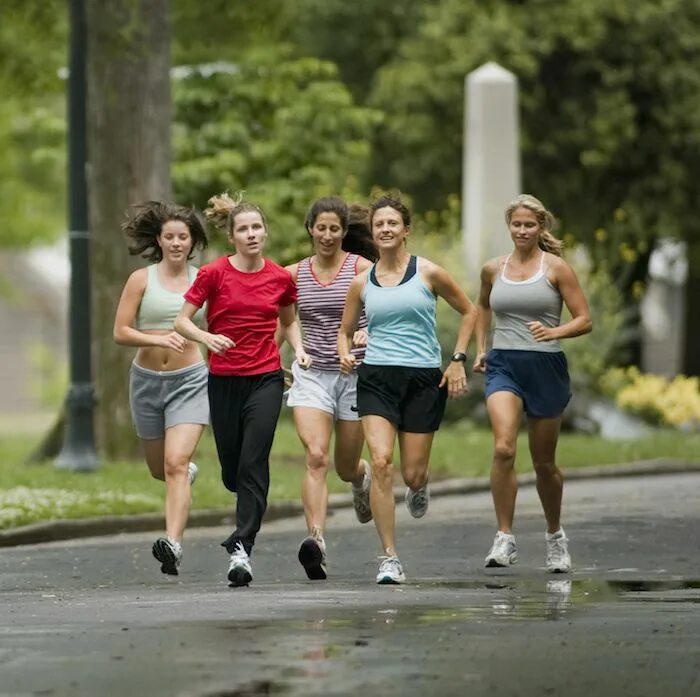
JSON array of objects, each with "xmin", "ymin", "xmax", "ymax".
[
  {"xmin": 405, "ymin": 484, "xmax": 430, "ymax": 518},
  {"xmin": 376, "ymin": 556, "xmax": 406, "ymax": 584},
  {"xmin": 352, "ymin": 462, "xmax": 372, "ymax": 524},
  {"xmin": 227, "ymin": 542, "xmax": 253, "ymax": 586},
  {"xmin": 546, "ymin": 529, "xmax": 572, "ymax": 573},
  {"xmin": 187, "ymin": 462, "xmax": 198, "ymax": 486},
  {"xmin": 152, "ymin": 537, "xmax": 182, "ymax": 576},
  {"xmin": 484, "ymin": 531, "xmax": 518, "ymax": 567},
  {"xmin": 298, "ymin": 535, "xmax": 327, "ymax": 580}
]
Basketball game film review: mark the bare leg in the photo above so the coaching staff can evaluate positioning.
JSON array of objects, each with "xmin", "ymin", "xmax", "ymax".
[
  {"xmin": 163, "ymin": 423, "xmax": 206, "ymax": 542},
  {"xmin": 294, "ymin": 407, "xmax": 334, "ymax": 537},
  {"xmin": 528, "ymin": 416, "xmax": 564, "ymax": 534},
  {"xmin": 362, "ymin": 415, "xmax": 398, "ymax": 555},
  {"xmin": 486, "ymin": 392, "xmax": 523, "ymax": 533},
  {"xmin": 398, "ymin": 431, "xmax": 434, "ymax": 490},
  {"xmin": 333, "ymin": 419, "xmax": 366, "ymax": 487},
  {"xmin": 142, "ymin": 438, "xmax": 165, "ymax": 481}
]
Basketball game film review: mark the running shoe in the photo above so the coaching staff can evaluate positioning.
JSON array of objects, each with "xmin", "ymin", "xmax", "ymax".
[
  {"xmin": 187, "ymin": 462, "xmax": 198, "ymax": 486},
  {"xmin": 546, "ymin": 529, "xmax": 572, "ymax": 573},
  {"xmin": 484, "ymin": 531, "xmax": 518, "ymax": 567},
  {"xmin": 376, "ymin": 555, "xmax": 406, "ymax": 584},
  {"xmin": 405, "ymin": 484, "xmax": 430, "ymax": 518},
  {"xmin": 227, "ymin": 542, "xmax": 253, "ymax": 587},
  {"xmin": 352, "ymin": 462, "xmax": 372, "ymax": 524},
  {"xmin": 298, "ymin": 535, "xmax": 328, "ymax": 580},
  {"xmin": 152, "ymin": 537, "xmax": 182, "ymax": 576}
]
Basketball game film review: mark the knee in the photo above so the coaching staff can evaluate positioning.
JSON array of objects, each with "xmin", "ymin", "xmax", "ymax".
[
  {"xmin": 221, "ymin": 471, "xmax": 237, "ymax": 493},
  {"xmin": 370, "ymin": 453, "xmax": 393, "ymax": 486},
  {"xmin": 404, "ymin": 467, "xmax": 428, "ymax": 491},
  {"xmin": 305, "ymin": 445, "xmax": 330, "ymax": 477},
  {"xmin": 493, "ymin": 440, "xmax": 516, "ymax": 466},
  {"xmin": 533, "ymin": 459, "xmax": 558, "ymax": 479},
  {"xmin": 164, "ymin": 454, "xmax": 189, "ymax": 480}
]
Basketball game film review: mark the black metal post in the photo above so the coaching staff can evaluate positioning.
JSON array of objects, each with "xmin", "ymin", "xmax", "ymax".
[{"xmin": 55, "ymin": 0, "xmax": 99, "ymax": 471}]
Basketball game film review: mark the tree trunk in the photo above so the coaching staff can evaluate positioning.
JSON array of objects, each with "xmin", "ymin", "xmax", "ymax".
[
  {"xmin": 86, "ymin": 0, "xmax": 171, "ymax": 458},
  {"xmin": 683, "ymin": 239, "xmax": 700, "ymax": 377}
]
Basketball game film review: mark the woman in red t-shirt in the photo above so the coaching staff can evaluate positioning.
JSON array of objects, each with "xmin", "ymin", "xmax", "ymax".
[{"xmin": 175, "ymin": 192, "xmax": 311, "ymax": 587}]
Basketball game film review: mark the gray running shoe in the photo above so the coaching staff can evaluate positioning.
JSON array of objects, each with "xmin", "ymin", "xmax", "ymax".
[
  {"xmin": 546, "ymin": 529, "xmax": 572, "ymax": 573},
  {"xmin": 227, "ymin": 542, "xmax": 253, "ymax": 587},
  {"xmin": 298, "ymin": 535, "xmax": 327, "ymax": 580},
  {"xmin": 376, "ymin": 556, "xmax": 406, "ymax": 584},
  {"xmin": 405, "ymin": 484, "xmax": 430, "ymax": 518},
  {"xmin": 484, "ymin": 531, "xmax": 518, "ymax": 567},
  {"xmin": 352, "ymin": 462, "xmax": 372, "ymax": 524},
  {"xmin": 152, "ymin": 537, "xmax": 182, "ymax": 576}
]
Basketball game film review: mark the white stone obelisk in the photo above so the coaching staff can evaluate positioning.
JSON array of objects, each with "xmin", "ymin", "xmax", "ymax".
[{"xmin": 462, "ymin": 62, "xmax": 521, "ymax": 279}]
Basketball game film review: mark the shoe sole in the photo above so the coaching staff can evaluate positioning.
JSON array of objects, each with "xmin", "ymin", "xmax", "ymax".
[
  {"xmin": 298, "ymin": 538, "xmax": 327, "ymax": 580},
  {"xmin": 152, "ymin": 539, "xmax": 179, "ymax": 576},
  {"xmin": 353, "ymin": 502, "xmax": 373, "ymax": 524},
  {"xmin": 377, "ymin": 575, "xmax": 405, "ymax": 585},
  {"xmin": 227, "ymin": 567, "xmax": 252, "ymax": 587},
  {"xmin": 548, "ymin": 566, "xmax": 571, "ymax": 574},
  {"xmin": 484, "ymin": 554, "xmax": 518, "ymax": 568}
]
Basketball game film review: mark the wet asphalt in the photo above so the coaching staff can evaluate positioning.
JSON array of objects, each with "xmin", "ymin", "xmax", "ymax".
[{"xmin": 0, "ymin": 473, "xmax": 699, "ymax": 697}]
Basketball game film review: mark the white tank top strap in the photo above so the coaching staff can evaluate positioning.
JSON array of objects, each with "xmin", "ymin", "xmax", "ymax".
[{"xmin": 500, "ymin": 254, "xmax": 512, "ymax": 278}]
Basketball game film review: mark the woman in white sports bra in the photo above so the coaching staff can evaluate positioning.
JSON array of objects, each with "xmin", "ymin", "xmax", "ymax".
[
  {"xmin": 113, "ymin": 202, "xmax": 209, "ymax": 576},
  {"xmin": 473, "ymin": 194, "xmax": 592, "ymax": 574}
]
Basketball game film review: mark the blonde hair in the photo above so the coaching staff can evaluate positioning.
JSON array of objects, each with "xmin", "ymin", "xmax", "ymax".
[
  {"xmin": 505, "ymin": 194, "xmax": 563, "ymax": 256},
  {"xmin": 204, "ymin": 191, "xmax": 268, "ymax": 233}
]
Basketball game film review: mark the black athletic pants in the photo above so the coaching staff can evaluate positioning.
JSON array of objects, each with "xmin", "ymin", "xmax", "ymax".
[{"xmin": 208, "ymin": 370, "xmax": 284, "ymax": 555}]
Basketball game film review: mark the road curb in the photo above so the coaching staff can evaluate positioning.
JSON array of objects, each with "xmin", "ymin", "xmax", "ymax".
[{"xmin": 1, "ymin": 458, "xmax": 698, "ymax": 548}]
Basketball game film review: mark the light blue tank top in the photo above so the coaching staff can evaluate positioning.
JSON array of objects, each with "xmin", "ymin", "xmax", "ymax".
[
  {"xmin": 490, "ymin": 253, "xmax": 563, "ymax": 353},
  {"xmin": 361, "ymin": 256, "xmax": 442, "ymax": 368},
  {"xmin": 136, "ymin": 264, "xmax": 205, "ymax": 330}
]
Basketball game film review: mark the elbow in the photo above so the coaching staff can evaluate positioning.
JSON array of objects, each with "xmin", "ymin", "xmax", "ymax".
[
  {"xmin": 113, "ymin": 328, "xmax": 126, "ymax": 345},
  {"xmin": 581, "ymin": 316, "xmax": 593, "ymax": 335}
]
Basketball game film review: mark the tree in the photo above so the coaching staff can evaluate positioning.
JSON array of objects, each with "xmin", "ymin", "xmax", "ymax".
[
  {"xmin": 172, "ymin": 56, "xmax": 382, "ymax": 264},
  {"xmin": 86, "ymin": 0, "xmax": 172, "ymax": 457}
]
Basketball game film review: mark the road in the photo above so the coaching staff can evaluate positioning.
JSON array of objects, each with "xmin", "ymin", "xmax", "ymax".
[{"xmin": 1, "ymin": 473, "xmax": 699, "ymax": 696}]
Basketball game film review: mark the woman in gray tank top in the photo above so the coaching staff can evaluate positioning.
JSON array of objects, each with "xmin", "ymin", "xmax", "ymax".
[
  {"xmin": 113, "ymin": 202, "xmax": 210, "ymax": 576},
  {"xmin": 473, "ymin": 194, "xmax": 592, "ymax": 574}
]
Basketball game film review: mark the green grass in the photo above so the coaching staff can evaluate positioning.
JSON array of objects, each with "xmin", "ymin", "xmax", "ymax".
[{"xmin": 0, "ymin": 415, "xmax": 698, "ymax": 530}]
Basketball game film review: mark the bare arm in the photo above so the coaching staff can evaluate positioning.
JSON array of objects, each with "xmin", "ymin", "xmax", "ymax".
[
  {"xmin": 338, "ymin": 272, "xmax": 366, "ymax": 374},
  {"xmin": 425, "ymin": 260, "xmax": 477, "ymax": 398},
  {"xmin": 113, "ymin": 269, "xmax": 185, "ymax": 353},
  {"xmin": 275, "ymin": 262, "xmax": 299, "ymax": 349},
  {"xmin": 473, "ymin": 260, "xmax": 498, "ymax": 373},
  {"xmin": 279, "ymin": 303, "xmax": 311, "ymax": 368},
  {"xmin": 527, "ymin": 257, "xmax": 593, "ymax": 342},
  {"xmin": 174, "ymin": 301, "xmax": 235, "ymax": 356}
]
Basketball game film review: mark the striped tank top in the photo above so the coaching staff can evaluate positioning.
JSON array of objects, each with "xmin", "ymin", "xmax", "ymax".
[{"xmin": 296, "ymin": 253, "xmax": 367, "ymax": 371}]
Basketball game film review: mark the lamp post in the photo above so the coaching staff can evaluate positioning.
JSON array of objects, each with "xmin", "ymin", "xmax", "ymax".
[{"xmin": 55, "ymin": 0, "xmax": 99, "ymax": 471}]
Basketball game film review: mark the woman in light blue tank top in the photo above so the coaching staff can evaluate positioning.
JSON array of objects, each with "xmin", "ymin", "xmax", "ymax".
[
  {"xmin": 339, "ymin": 194, "xmax": 477, "ymax": 585},
  {"xmin": 113, "ymin": 201, "xmax": 210, "ymax": 576},
  {"xmin": 473, "ymin": 194, "xmax": 592, "ymax": 575}
]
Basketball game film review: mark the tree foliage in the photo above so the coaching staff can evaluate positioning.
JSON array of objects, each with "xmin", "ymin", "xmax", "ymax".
[{"xmin": 172, "ymin": 56, "xmax": 382, "ymax": 264}]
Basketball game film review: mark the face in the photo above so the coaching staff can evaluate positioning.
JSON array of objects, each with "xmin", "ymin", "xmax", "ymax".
[
  {"xmin": 508, "ymin": 207, "xmax": 541, "ymax": 249},
  {"xmin": 157, "ymin": 220, "xmax": 192, "ymax": 261},
  {"xmin": 230, "ymin": 210, "xmax": 267, "ymax": 256},
  {"xmin": 309, "ymin": 212, "xmax": 345, "ymax": 257},
  {"xmin": 371, "ymin": 206, "xmax": 409, "ymax": 250}
]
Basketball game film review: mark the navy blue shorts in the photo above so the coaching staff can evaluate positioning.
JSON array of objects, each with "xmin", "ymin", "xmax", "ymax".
[{"xmin": 484, "ymin": 349, "xmax": 571, "ymax": 418}]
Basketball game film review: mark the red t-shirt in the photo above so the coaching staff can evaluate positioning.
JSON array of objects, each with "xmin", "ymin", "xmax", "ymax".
[{"xmin": 184, "ymin": 256, "xmax": 297, "ymax": 376}]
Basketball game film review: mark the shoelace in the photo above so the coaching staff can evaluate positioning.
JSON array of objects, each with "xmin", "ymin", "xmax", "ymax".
[
  {"xmin": 231, "ymin": 542, "xmax": 249, "ymax": 563},
  {"xmin": 547, "ymin": 537, "xmax": 567, "ymax": 561},
  {"xmin": 378, "ymin": 556, "xmax": 401, "ymax": 575}
]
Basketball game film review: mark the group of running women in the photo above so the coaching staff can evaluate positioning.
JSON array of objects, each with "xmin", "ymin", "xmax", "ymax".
[{"xmin": 113, "ymin": 192, "xmax": 592, "ymax": 587}]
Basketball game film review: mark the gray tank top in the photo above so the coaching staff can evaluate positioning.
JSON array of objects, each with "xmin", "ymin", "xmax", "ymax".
[{"xmin": 489, "ymin": 253, "xmax": 563, "ymax": 353}]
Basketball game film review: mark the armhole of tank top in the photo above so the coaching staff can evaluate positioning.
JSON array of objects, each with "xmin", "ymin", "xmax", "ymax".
[
  {"xmin": 353, "ymin": 254, "xmax": 360, "ymax": 274},
  {"xmin": 369, "ymin": 263, "xmax": 379, "ymax": 286}
]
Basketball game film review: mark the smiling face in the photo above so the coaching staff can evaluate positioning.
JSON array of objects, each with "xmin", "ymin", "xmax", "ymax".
[
  {"xmin": 508, "ymin": 206, "xmax": 541, "ymax": 251},
  {"xmin": 309, "ymin": 211, "xmax": 345, "ymax": 258},
  {"xmin": 157, "ymin": 220, "xmax": 193, "ymax": 262},
  {"xmin": 371, "ymin": 206, "xmax": 409, "ymax": 251},
  {"xmin": 229, "ymin": 210, "xmax": 267, "ymax": 257}
]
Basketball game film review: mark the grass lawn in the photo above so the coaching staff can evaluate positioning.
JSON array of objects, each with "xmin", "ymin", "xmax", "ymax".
[{"xmin": 1, "ymin": 415, "xmax": 698, "ymax": 530}]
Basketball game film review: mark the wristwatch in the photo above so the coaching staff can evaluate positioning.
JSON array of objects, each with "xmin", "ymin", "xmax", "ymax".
[{"xmin": 450, "ymin": 352, "xmax": 467, "ymax": 362}]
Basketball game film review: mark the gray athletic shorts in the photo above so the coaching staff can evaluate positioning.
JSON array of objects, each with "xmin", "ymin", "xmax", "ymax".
[
  {"xmin": 286, "ymin": 361, "xmax": 359, "ymax": 421},
  {"xmin": 129, "ymin": 361, "xmax": 209, "ymax": 440}
]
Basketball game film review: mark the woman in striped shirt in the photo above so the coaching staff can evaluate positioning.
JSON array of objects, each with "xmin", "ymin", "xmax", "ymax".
[{"xmin": 283, "ymin": 197, "xmax": 378, "ymax": 580}]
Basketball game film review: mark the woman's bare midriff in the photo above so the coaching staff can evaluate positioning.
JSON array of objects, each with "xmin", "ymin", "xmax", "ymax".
[{"xmin": 134, "ymin": 330, "xmax": 206, "ymax": 372}]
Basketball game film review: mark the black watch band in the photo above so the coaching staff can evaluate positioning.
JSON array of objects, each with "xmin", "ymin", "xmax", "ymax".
[{"xmin": 450, "ymin": 352, "xmax": 467, "ymax": 363}]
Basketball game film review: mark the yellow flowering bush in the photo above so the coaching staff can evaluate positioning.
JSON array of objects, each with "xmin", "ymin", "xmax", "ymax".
[{"xmin": 599, "ymin": 366, "xmax": 700, "ymax": 429}]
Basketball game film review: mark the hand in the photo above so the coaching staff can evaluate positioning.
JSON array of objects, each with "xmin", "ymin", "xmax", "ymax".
[
  {"xmin": 439, "ymin": 361, "xmax": 468, "ymax": 399},
  {"xmin": 205, "ymin": 333, "xmax": 235, "ymax": 355},
  {"xmin": 527, "ymin": 321, "xmax": 555, "ymax": 342},
  {"xmin": 352, "ymin": 329, "xmax": 368, "ymax": 347},
  {"xmin": 339, "ymin": 353, "xmax": 357, "ymax": 375},
  {"xmin": 473, "ymin": 351, "xmax": 487, "ymax": 373},
  {"xmin": 159, "ymin": 332, "xmax": 187, "ymax": 353},
  {"xmin": 296, "ymin": 348, "xmax": 312, "ymax": 370}
]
